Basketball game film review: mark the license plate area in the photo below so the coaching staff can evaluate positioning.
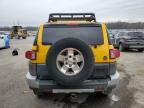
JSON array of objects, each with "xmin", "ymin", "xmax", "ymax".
[{"xmin": 52, "ymin": 89, "xmax": 95, "ymax": 93}]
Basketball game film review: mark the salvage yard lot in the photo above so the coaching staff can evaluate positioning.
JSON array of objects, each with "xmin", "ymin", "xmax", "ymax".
[{"xmin": 0, "ymin": 37, "xmax": 144, "ymax": 108}]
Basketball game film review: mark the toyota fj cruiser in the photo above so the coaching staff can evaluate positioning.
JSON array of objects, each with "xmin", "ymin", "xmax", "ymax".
[{"xmin": 25, "ymin": 13, "xmax": 120, "ymax": 97}]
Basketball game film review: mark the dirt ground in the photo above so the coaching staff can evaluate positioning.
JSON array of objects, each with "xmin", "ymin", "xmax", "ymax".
[{"xmin": 0, "ymin": 37, "xmax": 144, "ymax": 108}]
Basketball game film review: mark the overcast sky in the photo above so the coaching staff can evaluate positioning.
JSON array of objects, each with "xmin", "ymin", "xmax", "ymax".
[{"xmin": 0, "ymin": 0, "xmax": 144, "ymax": 26}]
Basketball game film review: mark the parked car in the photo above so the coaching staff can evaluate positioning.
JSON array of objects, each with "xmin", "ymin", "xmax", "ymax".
[
  {"xmin": 0, "ymin": 34, "xmax": 10, "ymax": 49},
  {"xmin": 110, "ymin": 31, "xmax": 144, "ymax": 52},
  {"xmin": 0, "ymin": 36, "xmax": 5, "ymax": 48},
  {"xmin": 25, "ymin": 13, "xmax": 120, "ymax": 98}
]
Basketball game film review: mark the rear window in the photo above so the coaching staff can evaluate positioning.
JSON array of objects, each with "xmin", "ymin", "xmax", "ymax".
[
  {"xmin": 128, "ymin": 32, "xmax": 144, "ymax": 37},
  {"xmin": 42, "ymin": 25, "xmax": 103, "ymax": 45}
]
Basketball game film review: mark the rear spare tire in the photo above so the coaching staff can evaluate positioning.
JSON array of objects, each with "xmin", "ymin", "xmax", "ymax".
[{"xmin": 46, "ymin": 38, "xmax": 94, "ymax": 86}]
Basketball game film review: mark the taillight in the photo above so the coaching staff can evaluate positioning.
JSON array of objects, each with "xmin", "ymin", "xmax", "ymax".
[
  {"xmin": 25, "ymin": 50, "xmax": 36, "ymax": 60},
  {"xmin": 110, "ymin": 49, "xmax": 120, "ymax": 59}
]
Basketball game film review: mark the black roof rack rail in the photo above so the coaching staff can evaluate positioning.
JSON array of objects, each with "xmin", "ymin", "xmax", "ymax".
[{"xmin": 48, "ymin": 13, "xmax": 96, "ymax": 22}]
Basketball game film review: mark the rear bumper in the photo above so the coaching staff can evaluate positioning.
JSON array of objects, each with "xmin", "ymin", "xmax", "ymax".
[{"xmin": 26, "ymin": 71, "xmax": 119, "ymax": 93}]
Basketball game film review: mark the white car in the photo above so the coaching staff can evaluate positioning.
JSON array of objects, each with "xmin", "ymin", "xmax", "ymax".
[{"xmin": 0, "ymin": 36, "xmax": 5, "ymax": 48}]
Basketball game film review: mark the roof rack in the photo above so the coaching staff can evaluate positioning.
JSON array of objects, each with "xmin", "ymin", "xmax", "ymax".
[{"xmin": 48, "ymin": 13, "xmax": 96, "ymax": 22}]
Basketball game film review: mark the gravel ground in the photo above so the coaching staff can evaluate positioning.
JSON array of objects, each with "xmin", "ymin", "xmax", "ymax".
[{"xmin": 0, "ymin": 37, "xmax": 144, "ymax": 108}]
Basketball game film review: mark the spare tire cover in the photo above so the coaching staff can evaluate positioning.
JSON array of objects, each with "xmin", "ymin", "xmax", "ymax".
[{"xmin": 46, "ymin": 38, "xmax": 94, "ymax": 86}]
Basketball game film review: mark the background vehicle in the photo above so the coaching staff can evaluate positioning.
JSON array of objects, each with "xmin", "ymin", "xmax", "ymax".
[
  {"xmin": 10, "ymin": 26, "xmax": 28, "ymax": 39},
  {"xmin": 0, "ymin": 36, "xmax": 5, "ymax": 48},
  {"xmin": 25, "ymin": 13, "xmax": 120, "ymax": 97},
  {"xmin": 110, "ymin": 31, "xmax": 144, "ymax": 52},
  {"xmin": 0, "ymin": 33, "xmax": 10, "ymax": 48}
]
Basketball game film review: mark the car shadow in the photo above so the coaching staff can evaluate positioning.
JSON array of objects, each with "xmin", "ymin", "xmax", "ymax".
[
  {"xmin": 126, "ymin": 49, "xmax": 142, "ymax": 52},
  {"xmin": 32, "ymin": 76, "xmax": 134, "ymax": 108},
  {"xmin": 35, "ymin": 92, "xmax": 111, "ymax": 108},
  {"xmin": 0, "ymin": 48, "xmax": 6, "ymax": 50}
]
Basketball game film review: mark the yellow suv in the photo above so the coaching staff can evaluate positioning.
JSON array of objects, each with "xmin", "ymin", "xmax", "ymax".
[{"xmin": 25, "ymin": 13, "xmax": 120, "ymax": 97}]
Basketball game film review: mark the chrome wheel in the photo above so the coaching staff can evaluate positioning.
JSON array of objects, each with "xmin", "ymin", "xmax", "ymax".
[{"xmin": 56, "ymin": 48, "xmax": 84, "ymax": 76}]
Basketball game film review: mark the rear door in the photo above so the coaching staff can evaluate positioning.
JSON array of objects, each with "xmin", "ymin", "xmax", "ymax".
[{"xmin": 36, "ymin": 24, "xmax": 110, "ymax": 64}]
